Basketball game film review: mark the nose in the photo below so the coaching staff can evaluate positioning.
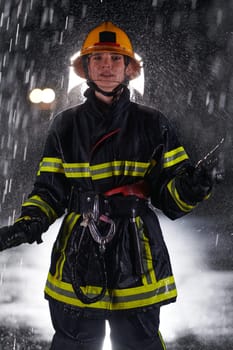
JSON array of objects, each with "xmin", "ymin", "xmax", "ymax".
[{"xmin": 101, "ymin": 54, "xmax": 112, "ymax": 67}]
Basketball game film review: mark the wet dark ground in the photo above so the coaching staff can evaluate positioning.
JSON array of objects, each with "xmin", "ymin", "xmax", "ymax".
[
  {"xmin": 0, "ymin": 326, "xmax": 233, "ymax": 349},
  {"xmin": 0, "ymin": 326, "xmax": 49, "ymax": 350}
]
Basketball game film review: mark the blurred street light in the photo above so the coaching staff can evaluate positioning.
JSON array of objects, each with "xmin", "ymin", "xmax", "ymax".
[{"xmin": 29, "ymin": 88, "xmax": 56, "ymax": 109}]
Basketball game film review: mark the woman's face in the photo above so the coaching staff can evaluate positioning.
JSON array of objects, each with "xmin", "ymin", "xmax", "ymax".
[{"xmin": 88, "ymin": 52, "xmax": 127, "ymax": 92}]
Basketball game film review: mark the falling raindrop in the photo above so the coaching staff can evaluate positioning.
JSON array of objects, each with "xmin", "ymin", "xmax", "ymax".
[
  {"xmin": 207, "ymin": 97, "xmax": 215, "ymax": 114},
  {"xmin": 82, "ymin": 4, "xmax": 87, "ymax": 18},
  {"xmin": 8, "ymin": 178, "xmax": 12, "ymax": 193},
  {"xmin": 216, "ymin": 9, "xmax": 223, "ymax": 26},
  {"xmin": 13, "ymin": 141, "xmax": 18, "ymax": 159},
  {"xmin": 0, "ymin": 12, "xmax": 4, "ymax": 27},
  {"xmin": 6, "ymin": 17, "xmax": 10, "ymax": 31},
  {"xmin": 24, "ymin": 69, "xmax": 30, "ymax": 84},
  {"xmin": 65, "ymin": 16, "xmax": 69, "ymax": 30},
  {"xmin": 0, "ymin": 271, "xmax": 4, "ymax": 285},
  {"xmin": 49, "ymin": 8, "xmax": 54, "ymax": 24},
  {"xmin": 30, "ymin": 0, "xmax": 34, "ymax": 11},
  {"xmin": 187, "ymin": 91, "xmax": 192, "ymax": 105},
  {"xmin": 15, "ymin": 23, "xmax": 19, "ymax": 45},
  {"xmin": 23, "ymin": 144, "xmax": 28, "ymax": 161},
  {"xmin": 3, "ymin": 53, "xmax": 7, "ymax": 67},
  {"xmin": 17, "ymin": 0, "xmax": 23, "ymax": 19},
  {"xmin": 9, "ymin": 38, "xmax": 13, "ymax": 52},
  {"xmin": 25, "ymin": 34, "xmax": 30, "ymax": 50},
  {"xmin": 3, "ymin": 160, "xmax": 8, "ymax": 176},
  {"xmin": 206, "ymin": 91, "xmax": 210, "ymax": 106},
  {"xmin": 219, "ymin": 92, "xmax": 226, "ymax": 110},
  {"xmin": 59, "ymin": 31, "xmax": 64, "ymax": 45}
]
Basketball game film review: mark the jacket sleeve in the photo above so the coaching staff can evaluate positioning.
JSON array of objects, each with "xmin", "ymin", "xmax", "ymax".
[
  {"xmin": 147, "ymin": 115, "xmax": 209, "ymax": 220},
  {"xmin": 17, "ymin": 114, "xmax": 70, "ymax": 227}
]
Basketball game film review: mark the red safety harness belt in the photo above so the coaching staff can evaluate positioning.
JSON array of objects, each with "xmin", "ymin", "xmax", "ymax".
[{"xmin": 105, "ymin": 180, "xmax": 150, "ymax": 199}]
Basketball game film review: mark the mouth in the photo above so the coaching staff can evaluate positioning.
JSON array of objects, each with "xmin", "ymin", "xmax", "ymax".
[{"xmin": 99, "ymin": 73, "xmax": 115, "ymax": 78}]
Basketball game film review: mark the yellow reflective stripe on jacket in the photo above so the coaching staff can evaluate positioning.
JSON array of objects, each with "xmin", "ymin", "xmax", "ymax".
[
  {"xmin": 37, "ymin": 148, "xmax": 188, "ymax": 178},
  {"xmin": 135, "ymin": 217, "xmax": 157, "ymax": 285},
  {"xmin": 37, "ymin": 157, "xmax": 149, "ymax": 179},
  {"xmin": 90, "ymin": 161, "xmax": 149, "ymax": 180},
  {"xmin": 167, "ymin": 179, "xmax": 196, "ymax": 212},
  {"xmin": 45, "ymin": 272, "xmax": 177, "ymax": 310},
  {"xmin": 22, "ymin": 195, "xmax": 57, "ymax": 221},
  {"xmin": 63, "ymin": 163, "xmax": 90, "ymax": 178},
  {"xmin": 142, "ymin": 231, "xmax": 157, "ymax": 284},
  {"xmin": 54, "ymin": 213, "xmax": 81, "ymax": 280},
  {"xmin": 163, "ymin": 146, "xmax": 189, "ymax": 168},
  {"xmin": 37, "ymin": 157, "xmax": 64, "ymax": 175}
]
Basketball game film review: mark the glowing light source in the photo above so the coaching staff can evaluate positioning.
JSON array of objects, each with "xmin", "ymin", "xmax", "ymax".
[
  {"xmin": 29, "ymin": 88, "xmax": 56, "ymax": 104},
  {"xmin": 41, "ymin": 88, "xmax": 56, "ymax": 103},
  {"xmin": 29, "ymin": 88, "xmax": 43, "ymax": 104}
]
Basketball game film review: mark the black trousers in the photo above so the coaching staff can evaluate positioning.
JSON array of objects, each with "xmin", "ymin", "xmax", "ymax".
[{"xmin": 48, "ymin": 300, "xmax": 167, "ymax": 350}]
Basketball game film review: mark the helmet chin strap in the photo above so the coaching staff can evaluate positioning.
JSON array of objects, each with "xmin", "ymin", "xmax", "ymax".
[{"xmin": 87, "ymin": 80, "xmax": 127, "ymax": 97}]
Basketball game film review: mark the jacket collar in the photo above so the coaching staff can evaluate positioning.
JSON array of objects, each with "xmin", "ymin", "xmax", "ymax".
[{"xmin": 84, "ymin": 86, "xmax": 131, "ymax": 121}]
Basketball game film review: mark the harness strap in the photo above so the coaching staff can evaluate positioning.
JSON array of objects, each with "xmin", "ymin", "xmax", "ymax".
[
  {"xmin": 68, "ymin": 183, "xmax": 150, "ymax": 304},
  {"xmin": 70, "ymin": 226, "xmax": 107, "ymax": 304},
  {"xmin": 104, "ymin": 180, "xmax": 150, "ymax": 199}
]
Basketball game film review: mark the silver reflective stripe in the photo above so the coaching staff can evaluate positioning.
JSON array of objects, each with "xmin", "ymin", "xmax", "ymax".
[
  {"xmin": 45, "ymin": 279, "xmax": 176, "ymax": 304},
  {"xmin": 164, "ymin": 146, "xmax": 189, "ymax": 168}
]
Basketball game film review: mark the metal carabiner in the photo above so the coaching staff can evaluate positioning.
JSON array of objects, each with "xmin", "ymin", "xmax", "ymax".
[
  {"xmin": 93, "ymin": 194, "xmax": 100, "ymax": 222},
  {"xmin": 88, "ymin": 216, "xmax": 116, "ymax": 253}
]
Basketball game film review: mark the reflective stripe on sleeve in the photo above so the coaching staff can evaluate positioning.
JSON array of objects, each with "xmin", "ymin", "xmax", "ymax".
[
  {"xmin": 22, "ymin": 195, "xmax": 57, "ymax": 222},
  {"xmin": 163, "ymin": 146, "xmax": 189, "ymax": 168},
  {"xmin": 167, "ymin": 178, "xmax": 196, "ymax": 212},
  {"xmin": 37, "ymin": 157, "xmax": 64, "ymax": 176}
]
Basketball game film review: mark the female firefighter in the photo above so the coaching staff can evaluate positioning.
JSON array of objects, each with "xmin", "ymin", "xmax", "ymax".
[{"xmin": 0, "ymin": 22, "xmax": 215, "ymax": 349}]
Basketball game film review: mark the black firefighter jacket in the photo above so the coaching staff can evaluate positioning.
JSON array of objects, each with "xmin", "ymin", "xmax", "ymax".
[{"xmin": 19, "ymin": 87, "xmax": 201, "ymax": 316}]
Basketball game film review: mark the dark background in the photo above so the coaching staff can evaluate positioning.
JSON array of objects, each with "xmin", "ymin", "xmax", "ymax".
[{"xmin": 0, "ymin": 0, "xmax": 233, "ymax": 349}]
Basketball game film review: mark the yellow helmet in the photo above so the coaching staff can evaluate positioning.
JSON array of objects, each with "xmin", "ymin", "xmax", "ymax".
[{"xmin": 72, "ymin": 21, "xmax": 141, "ymax": 80}]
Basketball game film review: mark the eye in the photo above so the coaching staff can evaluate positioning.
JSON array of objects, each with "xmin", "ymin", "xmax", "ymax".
[
  {"xmin": 111, "ymin": 55, "xmax": 123, "ymax": 61},
  {"xmin": 91, "ymin": 54, "xmax": 102, "ymax": 61}
]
